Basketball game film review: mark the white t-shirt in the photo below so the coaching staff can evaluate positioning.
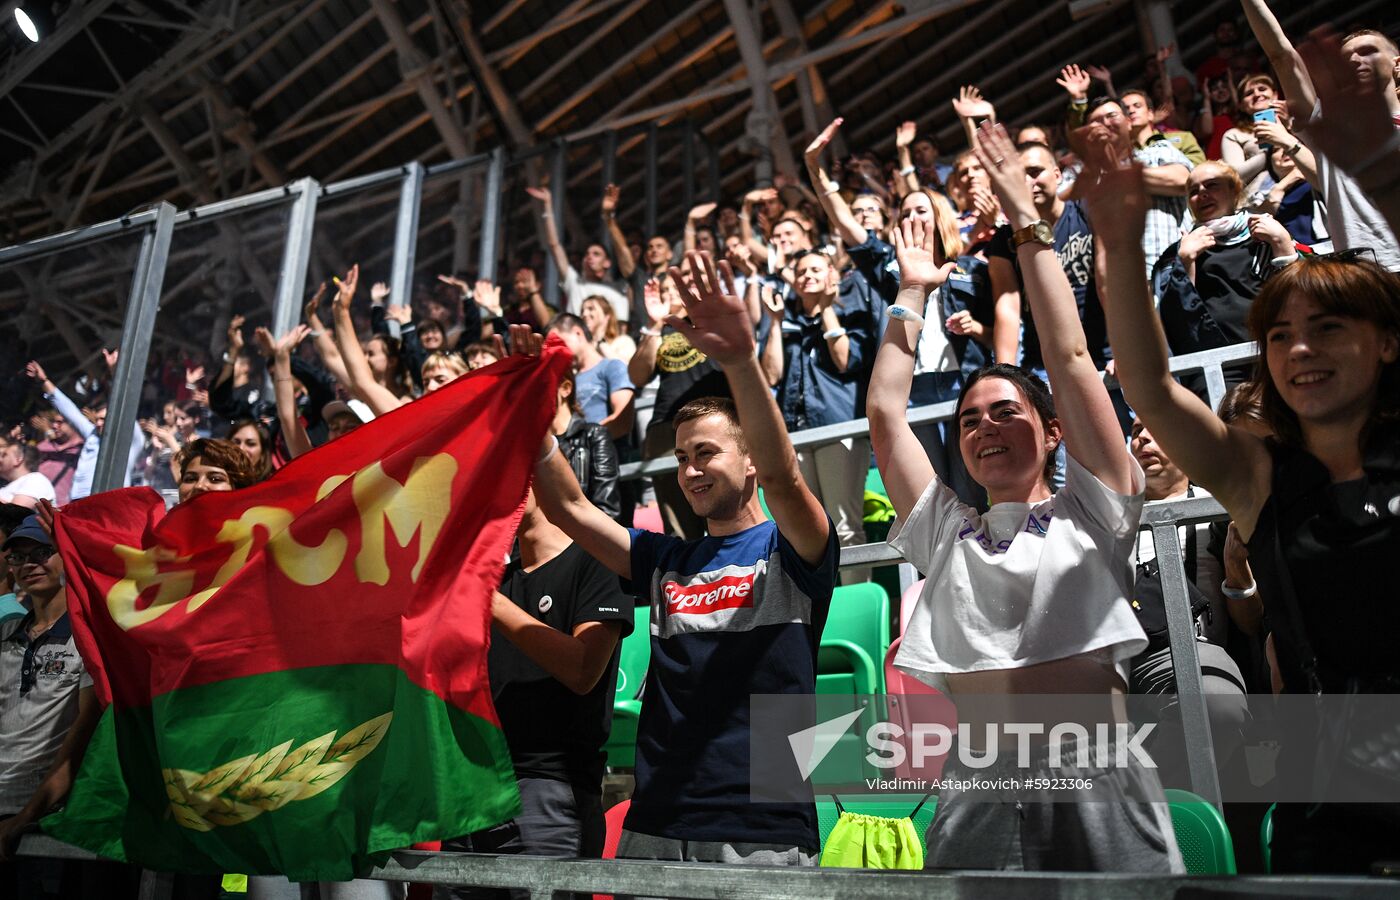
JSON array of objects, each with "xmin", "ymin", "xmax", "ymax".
[
  {"xmin": 0, "ymin": 471, "xmax": 56, "ymax": 506},
  {"xmin": 889, "ymin": 453, "xmax": 1148, "ymax": 693},
  {"xmin": 562, "ymin": 265, "xmax": 631, "ymax": 323}
]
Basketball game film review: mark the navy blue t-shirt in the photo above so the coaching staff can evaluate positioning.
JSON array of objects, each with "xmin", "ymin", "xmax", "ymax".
[
  {"xmin": 624, "ymin": 518, "xmax": 837, "ymax": 849},
  {"xmin": 987, "ymin": 200, "xmax": 1109, "ymax": 369}
]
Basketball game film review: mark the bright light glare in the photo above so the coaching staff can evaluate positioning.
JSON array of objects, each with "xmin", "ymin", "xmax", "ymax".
[{"xmin": 15, "ymin": 8, "xmax": 40, "ymax": 42}]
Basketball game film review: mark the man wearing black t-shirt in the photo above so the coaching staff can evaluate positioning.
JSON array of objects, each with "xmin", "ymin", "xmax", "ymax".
[
  {"xmin": 439, "ymin": 489, "xmax": 632, "ymax": 897},
  {"xmin": 987, "ymin": 142, "xmax": 1109, "ymax": 374}
]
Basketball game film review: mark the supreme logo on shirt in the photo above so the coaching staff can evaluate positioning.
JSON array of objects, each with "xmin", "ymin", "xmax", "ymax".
[{"xmin": 663, "ymin": 573, "xmax": 756, "ymax": 616}]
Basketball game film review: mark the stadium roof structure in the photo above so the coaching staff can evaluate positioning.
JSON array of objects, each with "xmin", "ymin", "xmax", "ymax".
[{"xmin": 0, "ymin": 0, "xmax": 1385, "ymax": 374}]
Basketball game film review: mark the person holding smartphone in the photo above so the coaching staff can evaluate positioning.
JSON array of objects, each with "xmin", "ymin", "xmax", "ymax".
[{"xmin": 1219, "ymin": 74, "xmax": 1283, "ymax": 195}]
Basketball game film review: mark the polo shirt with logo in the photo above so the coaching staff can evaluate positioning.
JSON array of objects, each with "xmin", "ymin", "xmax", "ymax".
[
  {"xmin": 624, "ymin": 518, "xmax": 836, "ymax": 850},
  {"xmin": 1, "ymin": 612, "xmax": 93, "ymax": 814}
]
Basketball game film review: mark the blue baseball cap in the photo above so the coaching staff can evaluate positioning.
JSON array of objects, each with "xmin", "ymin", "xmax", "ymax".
[{"xmin": 2, "ymin": 515, "xmax": 52, "ymax": 550}]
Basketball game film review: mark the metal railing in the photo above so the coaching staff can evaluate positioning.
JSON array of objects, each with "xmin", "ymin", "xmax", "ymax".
[{"xmin": 16, "ymin": 832, "xmax": 1398, "ymax": 898}]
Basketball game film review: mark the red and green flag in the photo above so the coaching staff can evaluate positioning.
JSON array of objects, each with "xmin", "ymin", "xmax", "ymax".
[{"xmin": 44, "ymin": 341, "xmax": 572, "ymax": 881}]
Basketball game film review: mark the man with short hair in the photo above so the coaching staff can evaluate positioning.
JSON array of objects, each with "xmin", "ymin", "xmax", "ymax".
[
  {"xmin": 1084, "ymin": 96, "xmax": 1192, "ymax": 279},
  {"xmin": 986, "ymin": 142, "xmax": 1110, "ymax": 373},
  {"xmin": 0, "ymin": 438, "xmax": 54, "ymax": 510},
  {"xmin": 524, "ymin": 250, "xmax": 837, "ymax": 867},
  {"xmin": 548, "ymin": 313, "xmax": 634, "ymax": 441},
  {"xmin": 0, "ymin": 516, "xmax": 101, "ymax": 862},
  {"xmin": 1242, "ymin": 0, "xmax": 1400, "ymax": 271},
  {"xmin": 1120, "ymin": 88, "xmax": 1205, "ymax": 165},
  {"xmin": 911, "ymin": 133, "xmax": 951, "ymax": 189},
  {"xmin": 528, "ymin": 187, "xmax": 631, "ymax": 328}
]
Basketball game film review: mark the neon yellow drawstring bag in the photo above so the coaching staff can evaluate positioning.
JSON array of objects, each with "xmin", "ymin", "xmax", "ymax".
[{"xmin": 819, "ymin": 795, "xmax": 930, "ymax": 869}]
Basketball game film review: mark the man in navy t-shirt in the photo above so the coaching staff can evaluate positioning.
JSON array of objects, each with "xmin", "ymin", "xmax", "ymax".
[
  {"xmin": 986, "ymin": 142, "xmax": 1111, "ymax": 372},
  {"xmin": 524, "ymin": 250, "xmax": 838, "ymax": 866}
]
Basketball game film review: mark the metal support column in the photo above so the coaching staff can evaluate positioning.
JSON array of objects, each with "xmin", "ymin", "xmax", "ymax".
[
  {"xmin": 720, "ymin": 0, "xmax": 797, "ymax": 181},
  {"xmin": 1145, "ymin": 511, "xmax": 1223, "ymax": 809},
  {"xmin": 1136, "ymin": 0, "xmax": 1189, "ymax": 80},
  {"xmin": 91, "ymin": 202, "xmax": 176, "ymax": 494},
  {"xmin": 478, "ymin": 147, "xmax": 506, "ymax": 284},
  {"xmin": 709, "ymin": 142, "xmax": 721, "ymax": 202},
  {"xmin": 271, "ymin": 178, "xmax": 321, "ymax": 338},
  {"xmin": 544, "ymin": 142, "xmax": 567, "ymax": 310},
  {"xmin": 682, "ymin": 120, "xmax": 695, "ymax": 217},
  {"xmin": 644, "ymin": 123, "xmax": 659, "ymax": 240},
  {"xmin": 390, "ymin": 162, "xmax": 425, "ymax": 308}
]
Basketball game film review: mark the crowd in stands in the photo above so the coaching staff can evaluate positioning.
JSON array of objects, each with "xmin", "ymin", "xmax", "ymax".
[{"xmin": 3, "ymin": 0, "xmax": 1400, "ymax": 895}]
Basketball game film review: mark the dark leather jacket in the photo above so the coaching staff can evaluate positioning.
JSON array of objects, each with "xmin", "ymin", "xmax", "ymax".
[{"xmin": 558, "ymin": 414, "xmax": 620, "ymax": 519}]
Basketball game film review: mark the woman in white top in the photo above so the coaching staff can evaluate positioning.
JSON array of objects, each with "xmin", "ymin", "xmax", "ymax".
[
  {"xmin": 580, "ymin": 294, "xmax": 636, "ymax": 363},
  {"xmin": 868, "ymin": 123, "xmax": 1181, "ymax": 872}
]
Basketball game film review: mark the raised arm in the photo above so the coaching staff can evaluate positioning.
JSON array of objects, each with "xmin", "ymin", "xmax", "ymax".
[
  {"xmin": 304, "ymin": 284, "xmax": 352, "ymax": 387},
  {"xmin": 1254, "ymin": 116, "xmax": 1319, "ymax": 187},
  {"xmin": 804, "ymin": 118, "xmax": 869, "ymax": 247},
  {"xmin": 1080, "ymin": 149, "xmax": 1271, "ymax": 531},
  {"xmin": 867, "ymin": 219, "xmax": 956, "ymax": 518},
  {"xmin": 1240, "ymin": 0, "xmax": 1315, "ymax": 112},
  {"xmin": 601, "ymin": 184, "xmax": 637, "ymax": 278},
  {"xmin": 894, "ymin": 121, "xmax": 920, "ymax": 198},
  {"xmin": 740, "ymin": 188, "xmax": 775, "ymax": 263},
  {"xmin": 329, "ymin": 264, "xmax": 405, "ymax": 416},
  {"xmin": 255, "ymin": 325, "xmax": 313, "ymax": 459},
  {"xmin": 211, "ymin": 315, "xmax": 244, "ymax": 391},
  {"xmin": 988, "ymin": 256, "xmax": 1023, "ymax": 365},
  {"xmin": 758, "ymin": 284, "xmax": 786, "ymax": 387},
  {"xmin": 666, "ymin": 251, "xmax": 831, "ymax": 564},
  {"xmin": 525, "ymin": 186, "xmax": 571, "ymax": 276},
  {"xmin": 627, "ymin": 279, "xmax": 667, "ymax": 388},
  {"xmin": 508, "ymin": 327, "xmax": 632, "ymax": 578},
  {"xmin": 684, "ymin": 202, "xmax": 717, "ymax": 254},
  {"xmin": 26, "ymin": 361, "xmax": 94, "ymax": 441},
  {"xmin": 952, "ymin": 85, "xmax": 996, "ymax": 150},
  {"xmin": 975, "ymin": 123, "xmax": 1135, "ymax": 493}
]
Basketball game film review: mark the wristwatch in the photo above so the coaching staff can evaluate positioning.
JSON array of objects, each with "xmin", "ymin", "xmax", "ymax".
[{"xmin": 1010, "ymin": 219, "xmax": 1054, "ymax": 249}]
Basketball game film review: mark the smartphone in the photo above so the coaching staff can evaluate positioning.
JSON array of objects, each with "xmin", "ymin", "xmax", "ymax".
[{"xmin": 1253, "ymin": 109, "xmax": 1278, "ymax": 125}]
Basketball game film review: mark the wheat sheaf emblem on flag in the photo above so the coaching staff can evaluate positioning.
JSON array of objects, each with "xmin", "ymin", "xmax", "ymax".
[{"xmin": 162, "ymin": 712, "xmax": 393, "ymax": 831}]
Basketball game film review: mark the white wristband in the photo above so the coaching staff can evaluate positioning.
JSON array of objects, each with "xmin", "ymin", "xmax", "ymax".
[
  {"xmin": 887, "ymin": 305, "xmax": 925, "ymax": 327},
  {"xmin": 899, "ymin": 165, "xmax": 916, "ymax": 176},
  {"xmin": 823, "ymin": 327, "xmax": 848, "ymax": 341},
  {"xmin": 537, "ymin": 435, "xmax": 559, "ymax": 464},
  {"xmin": 1270, "ymin": 252, "xmax": 1300, "ymax": 267},
  {"xmin": 1220, "ymin": 580, "xmax": 1257, "ymax": 601}
]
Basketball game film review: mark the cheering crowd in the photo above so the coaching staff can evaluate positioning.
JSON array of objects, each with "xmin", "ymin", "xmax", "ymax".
[{"xmin": 4, "ymin": 1, "xmax": 1400, "ymax": 895}]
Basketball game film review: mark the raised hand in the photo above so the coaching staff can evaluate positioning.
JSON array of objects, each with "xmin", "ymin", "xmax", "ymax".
[
  {"xmin": 1247, "ymin": 213, "xmax": 1294, "ymax": 255},
  {"xmin": 437, "ymin": 273, "xmax": 471, "ymax": 297},
  {"xmin": 891, "ymin": 217, "xmax": 956, "ymax": 290},
  {"xmin": 1155, "ymin": 42, "xmax": 1176, "ymax": 64},
  {"xmin": 25, "ymin": 360, "xmax": 47, "ymax": 384},
  {"xmin": 1077, "ymin": 147, "xmax": 1149, "ymax": 250},
  {"xmin": 665, "ymin": 252, "xmax": 752, "ymax": 366},
  {"xmin": 525, "ymin": 186, "xmax": 552, "ymax": 207},
  {"xmin": 332, "ymin": 265, "xmax": 359, "ymax": 314},
  {"xmin": 602, "ymin": 183, "xmax": 621, "ymax": 214},
  {"xmin": 506, "ymin": 323, "xmax": 542, "ymax": 359},
  {"xmin": 687, "ymin": 201, "xmax": 717, "ymax": 222},
  {"xmin": 805, "ymin": 117, "xmax": 843, "ymax": 160},
  {"xmin": 895, "ymin": 120, "xmax": 917, "ymax": 149},
  {"xmin": 945, "ymin": 309, "xmax": 984, "ymax": 339},
  {"xmin": 953, "ymin": 85, "xmax": 995, "ymax": 120},
  {"xmin": 515, "ymin": 268, "xmax": 540, "ymax": 296},
  {"xmin": 473, "ymin": 280, "xmax": 502, "ymax": 316},
  {"xmin": 643, "ymin": 278, "xmax": 669, "ymax": 327},
  {"xmin": 226, "ymin": 315, "xmax": 246, "ymax": 355},
  {"xmin": 1294, "ymin": 26, "xmax": 1395, "ymax": 177},
  {"xmin": 305, "ymin": 282, "xmax": 327, "ymax": 325},
  {"xmin": 252, "ymin": 326, "xmax": 277, "ymax": 358},
  {"xmin": 185, "ymin": 365, "xmax": 205, "ymax": 386},
  {"xmin": 28, "ymin": 414, "xmax": 50, "ymax": 436},
  {"xmin": 725, "ymin": 240, "xmax": 755, "ymax": 276},
  {"xmin": 743, "ymin": 187, "xmax": 778, "ymax": 208},
  {"xmin": 370, "ymin": 281, "xmax": 390, "ymax": 303},
  {"xmin": 386, "ymin": 303, "xmax": 412, "ymax": 324},
  {"xmin": 1085, "ymin": 64, "xmax": 1113, "ymax": 84},
  {"xmin": 1253, "ymin": 118, "xmax": 1295, "ymax": 151},
  {"xmin": 102, "ymin": 348, "xmax": 119, "ymax": 371},
  {"xmin": 760, "ymin": 283, "xmax": 784, "ymax": 317},
  {"xmin": 1057, "ymin": 64, "xmax": 1092, "ymax": 101}
]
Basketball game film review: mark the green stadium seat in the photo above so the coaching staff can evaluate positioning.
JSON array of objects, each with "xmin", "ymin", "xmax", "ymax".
[
  {"xmin": 818, "ymin": 582, "xmax": 891, "ymax": 697},
  {"xmin": 604, "ymin": 604, "xmax": 651, "ymax": 769},
  {"xmin": 816, "ymin": 793, "xmax": 938, "ymax": 856},
  {"xmin": 1165, "ymin": 789, "xmax": 1237, "ymax": 875}
]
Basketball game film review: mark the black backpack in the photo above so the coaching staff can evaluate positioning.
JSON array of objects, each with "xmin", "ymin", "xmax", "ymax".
[{"xmin": 1132, "ymin": 492, "xmax": 1212, "ymax": 653}]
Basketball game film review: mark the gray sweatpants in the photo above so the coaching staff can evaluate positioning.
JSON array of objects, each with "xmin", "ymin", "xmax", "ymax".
[
  {"xmin": 924, "ymin": 729, "xmax": 1186, "ymax": 873},
  {"xmin": 616, "ymin": 829, "xmax": 817, "ymax": 866}
]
